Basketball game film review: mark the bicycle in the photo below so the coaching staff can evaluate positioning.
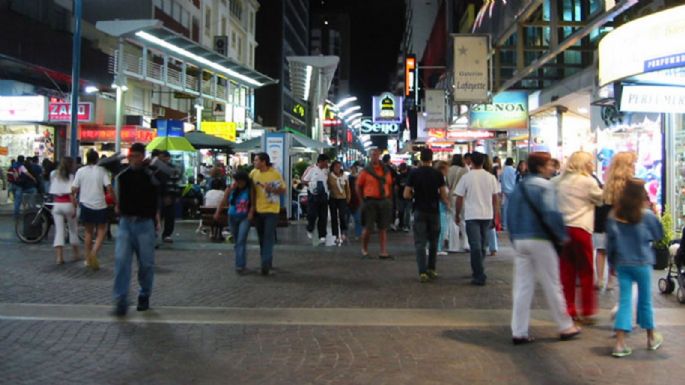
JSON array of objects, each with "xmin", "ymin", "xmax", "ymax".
[{"xmin": 15, "ymin": 193, "xmax": 54, "ymax": 243}]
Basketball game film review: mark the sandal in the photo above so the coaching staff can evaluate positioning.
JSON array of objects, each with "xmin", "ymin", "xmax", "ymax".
[
  {"xmin": 361, "ymin": 251, "xmax": 371, "ymax": 259},
  {"xmin": 612, "ymin": 347, "xmax": 632, "ymax": 357},
  {"xmin": 648, "ymin": 332, "xmax": 663, "ymax": 351},
  {"xmin": 378, "ymin": 254, "xmax": 394, "ymax": 260},
  {"xmin": 560, "ymin": 329, "xmax": 582, "ymax": 341},
  {"xmin": 512, "ymin": 336, "xmax": 535, "ymax": 345}
]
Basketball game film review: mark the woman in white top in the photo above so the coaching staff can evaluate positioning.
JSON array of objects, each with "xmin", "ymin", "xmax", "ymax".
[
  {"xmin": 555, "ymin": 151, "xmax": 603, "ymax": 323},
  {"xmin": 50, "ymin": 157, "xmax": 80, "ymax": 264}
]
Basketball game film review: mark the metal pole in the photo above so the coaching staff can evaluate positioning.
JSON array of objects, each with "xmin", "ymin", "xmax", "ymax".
[
  {"xmin": 69, "ymin": 0, "xmax": 83, "ymax": 158},
  {"xmin": 114, "ymin": 86, "xmax": 123, "ymax": 153}
]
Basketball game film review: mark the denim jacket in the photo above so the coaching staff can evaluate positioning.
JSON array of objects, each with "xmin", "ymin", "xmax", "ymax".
[
  {"xmin": 506, "ymin": 174, "xmax": 568, "ymax": 243},
  {"xmin": 606, "ymin": 210, "xmax": 663, "ymax": 267}
]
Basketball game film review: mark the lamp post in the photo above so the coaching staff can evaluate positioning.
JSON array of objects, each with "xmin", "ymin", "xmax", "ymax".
[
  {"xmin": 69, "ymin": 0, "xmax": 83, "ymax": 158},
  {"xmin": 112, "ymin": 73, "xmax": 128, "ymax": 153}
]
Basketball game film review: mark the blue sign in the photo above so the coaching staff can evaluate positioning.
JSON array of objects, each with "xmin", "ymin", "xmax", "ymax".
[
  {"xmin": 644, "ymin": 52, "xmax": 685, "ymax": 73},
  {"xmin": 154, "ymin": 119, "xmax": 184, "ymax": 137}
]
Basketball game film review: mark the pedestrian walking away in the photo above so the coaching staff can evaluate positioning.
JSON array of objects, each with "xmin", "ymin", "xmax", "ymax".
[
  {"xmin": 11, "ymin": 155, "xmax": 38, "ymax": 217},
  {"xmin": 356, "ymin": 148, "xmax": 394, "ymax": 259},
  {"xmin": 434, "ymin": 160, "xmax": 450, "ymax": 256},
  {"xmin": 302, "ymin": 154, "xmax": 330, "ymax": 245},
  {"xmin": 72, "ymin": 149, "xmax": 113, "ymax": 271},
  {"xmin": 404, "ymin": 148, "xmax": 448, "ymax": 283},
  {"xmin": 506, "ymin": 152, "xmax": 581, "ymax": 345},
  {"xmin": 347, "ymin": 162, "xmax": 363, "ymax": 240},
  {"xmin": 446, "ymin": 154, "xmax": 468, "ymax": 252},
  {"xmin": 395, "ymin": 163, "xmax": 412, "ymax": 232},
  {"xmin": 501, "ymin": 157, "xmax": 517, "ymax": 231},
  {"xmin": 112, "ymin": 143, "xmax": 160, "ymax": 316},
  {"xmin": 49, "ymin": 157, "xmax": 80, "ymax": 265},
  {"xmin": 606, "ymin": 178, "xmax": 664, "ymax": 357},
  {"xmin": 328, "ymin": 160, "xmax": 351, "ymax": 246},
  {"xmin": 152, "ymin": 151, "xmax": 181, "ymax": 244},
  {"xmin": 250, "ymin": 152, "xmax": 286, "ymax": 275},
  {"xmin": 455, "ymin": 151, "xmax": 500, "ymax": 286},
  {"xmin": 215, "ymin": 171, "xmax": 253, "ymax": 274}
]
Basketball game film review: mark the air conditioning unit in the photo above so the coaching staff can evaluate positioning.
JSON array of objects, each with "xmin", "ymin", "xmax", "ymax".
[{"xmin": 214, "ymin": 36, "xmax": 229, "ymax": 57}]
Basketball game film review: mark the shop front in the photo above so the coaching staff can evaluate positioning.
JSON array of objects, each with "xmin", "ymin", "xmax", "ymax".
[
  {"xmin": 0, "ymin": 95, "xmax": 55, "ymax": 166},
  {"xmin": 78, "ymin": 123, "xmax": 156, "ymax": 158}
]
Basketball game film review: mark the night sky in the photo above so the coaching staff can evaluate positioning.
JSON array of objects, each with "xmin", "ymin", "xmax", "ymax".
[{"xmin": 310, "ymin": 0, "xmax": 405, "ymax": 115}]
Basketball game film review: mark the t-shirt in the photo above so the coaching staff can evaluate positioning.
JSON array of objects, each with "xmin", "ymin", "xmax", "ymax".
[
  {"xmin": 356, "ymin": 164, "xmax": 393, "ymax": 199},
  {"xmin": 49, "ymin": 171, "xmax": 74, "ymax": 195},
  {"xmin": 302, "ymin": 166, "xmax": 329, "ymax": 195},
  {"xmin": 407, "ymin": 166, "xmax": 445, "ymax": 214},
  {"xmin": 72, "ymin": 165, "xmax": 111, "ymax": 210},
  {"xmin": 250, "ymin": 167, "xmax": 285, "ymax": 214},
  {"xmin": 455, "ymin": 169, "xmax": 499, "ymax": 220},
  {"xmin": 228, "ymin": 188, "xmax": 250, "ymax": 219},
  {"xmin": 116, "ymin": 166, "xmax": 158, "ymax": 218},
  {"xmin": 204, "ymin": 189, "xmax": 224, "ymax": 208}
]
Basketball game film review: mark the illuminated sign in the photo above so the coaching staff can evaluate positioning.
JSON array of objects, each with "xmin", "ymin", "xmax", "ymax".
[
  {"xmin": 599, "ymin": 4, "xmax": 685, "ymax": 86},
  {"xmin": 620, "ymin": 85, "xmax": 685, "ymax": 114},
  {"xmin": 360, "ymin": 119, "xmax": 400, "ymax": 135},
  {"xmin": 48, "ymin": 102, "xmax": 93, "ymax": 122},
  {"xmin": 202, "ymin": 121, "xmax": 237, "ymax": 142},
  {"xmin": 372, "ymin": 92, "xmax": 403, "ymax": 124},
  {"xmin": 323, "ymin": 119, "xmax": 342, "ymax": 126},
  {"xmin": 0, "ymin": 96, "xmax": 47, "ymax": 122},
  {"xmin": 405, "ymin": 55, "xmax": 416, "ymax": 97},
  {"xmin": 425, "ymin": 89, "xmax": 447, "ymax": 128},
  {"xmin": 446, "ymin": 130, "xmax": 496, "ymax": 140},
  {"xmin": 79, "ymin": 125, "xmax": 156, "ymax": 143},
  {"xmin": 292, "ymin": 103, "xmax": 306, "ymax": 119},
  {"xmin": 469, "ymin": 91, "xmax": 528, "ymax": 130}
]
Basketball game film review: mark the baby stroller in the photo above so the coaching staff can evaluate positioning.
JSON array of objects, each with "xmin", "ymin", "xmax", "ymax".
[{"xmin": 658, "ymin": 228, "xmax": 685, "ymax": 303}]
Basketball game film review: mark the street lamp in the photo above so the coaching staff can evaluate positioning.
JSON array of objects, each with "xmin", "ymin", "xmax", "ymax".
[
  {"xmin": 336, "ymin": 96, "xmax": 357, "ymax": 109},
  {"xmin": 339, "ymin": 105, "xmax": 360, "ymax": 118},
  {"xmin": 344, "ymin": 112, "xmax": 362, "ymax": 123},
  {"xmin": 112, "ymin": 74, "xmax": 128, "ymax": 153},
  {"xmin": 194, "ymin": 99, "xmax": 204, "ymax": 131},
  {"xmin": 85, "ymin": 85, "xmax": 99, "ymax": 94}
]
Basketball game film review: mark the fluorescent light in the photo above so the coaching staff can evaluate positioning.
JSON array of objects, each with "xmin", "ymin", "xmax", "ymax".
[
  {"xmin": 339, "ymin": 105, "xmax": 361, "ymax": 117},
  {"xmin": 578, "ymin": 107, "xmax": 589, "ymax": 114},
  {"xmin": 336, "ymin": 96, "xmax": 357, "ymax": 108},
  {"xmin": 302, "ymin": 65, "xmax": 313, "ymax": 101},
  {"xmin": 135, "ymin": 30, "xmax": 263, "ymax": 87},
  {"xmin": 85, "ymin": 86, "xmax": 99, "ymax": 93},
  {"xmin": 111, "ymin": 83, "xmax": 128, "ymax": 91},
  {"xmin": 344, "ymin": 112, "xmax": 362, "ymax": 122}
]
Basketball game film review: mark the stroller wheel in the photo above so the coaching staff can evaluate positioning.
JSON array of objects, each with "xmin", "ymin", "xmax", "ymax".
[
  {"xmin": 677, "ymin": 287, "xmax": 685, "ymax": 304},
  {"xmin": 658, "ymin": 278, "xmax": 675, "ymax": 294}
]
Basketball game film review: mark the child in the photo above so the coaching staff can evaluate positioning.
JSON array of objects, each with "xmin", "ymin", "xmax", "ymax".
[
  {"xmin": 215, "ymin": 171, "xmax": 252, "ymax": 273},
  {"xmin": 606, "ymin": 178, "xmax": 664, "ymax": 357}
]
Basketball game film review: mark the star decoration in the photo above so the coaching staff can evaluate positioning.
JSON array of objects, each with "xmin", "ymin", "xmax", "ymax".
[{"xmin": 458, "ymin": 46, "xmax": 468, "ymax": 56}]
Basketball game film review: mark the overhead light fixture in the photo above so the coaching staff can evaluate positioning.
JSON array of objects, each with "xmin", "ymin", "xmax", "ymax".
[
  {"xmin": 85, "ymin": 86, "xmax": 99, "ymax": 94},
  {"xmin": 336, "ymin": 96, "xmax": 357, "ymax": 108},
  {"xmin": 578, "ymin": 107, "xmax": 589, "ymax": 114},
  {"xmin": 111, "ymin": 83, "xmax": 128, "ymax": 91},
  {"xmin": 344, "ymin": 112, "xmax": 362, "ymax": 122},
  {"xmin": 302, "ymin": 65, "xmax": 313, "ymax": 101},
  {"xmin": 339, "ymin": 105, "xmax": 361, "ymax": 117},
  {"xmin": 135, "ymin": 30, "xmax": 264, "ymax": 87}
]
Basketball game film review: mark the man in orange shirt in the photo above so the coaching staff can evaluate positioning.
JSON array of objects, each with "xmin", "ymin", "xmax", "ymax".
[{"xmin": 356, "ymin": 148, "xmax": 394, "ymax": 259}]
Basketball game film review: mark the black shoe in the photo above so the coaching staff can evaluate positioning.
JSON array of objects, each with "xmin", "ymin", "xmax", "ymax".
[
  {"xmin": 235, "ymin": 267, "xmax": 247, "ymax": 275},
  {"xmin": 512, "ymin": 336, "xmax": 535, "ymax": 345},
  {"xmin": 112, "ymin": 303, "xmax": 127, "ymax": 317},
  {"xmin": 470, "ymin": 279, "xmax": 486, "ymax": 286},
  {"xmin": 261, "ymin": 266, "xmax": 270, "ymax": 276},
  {"xmin": 136, "ymin": 296, "xmax": 149, "ymax": 312}
]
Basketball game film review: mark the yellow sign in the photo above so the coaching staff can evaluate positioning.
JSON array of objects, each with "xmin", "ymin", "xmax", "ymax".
[
  {"xmin": 202, "ymin": 121, "xmax": 237, "ymax": 142},
  {"xmin": 599, "ymin": 5, "xmax": 685, "ymax": 86}
]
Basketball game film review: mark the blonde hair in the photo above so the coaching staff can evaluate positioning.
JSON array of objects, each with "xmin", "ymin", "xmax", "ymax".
[
  {"xmin": 603, "ymin": 151, "xmax": 637, "ymax": 205},
  {"xmin": 563, "ymin": 151, "xmax": 594, "ymax": 176},
  {"xmin": 434, "ymin": 160, "xmax": 449, "ymax": 174}
]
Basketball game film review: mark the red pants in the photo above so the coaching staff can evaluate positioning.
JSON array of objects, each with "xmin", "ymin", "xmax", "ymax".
[{"xmin": 560, "ymin": 227, "xmax": 597, "ymax": 318}]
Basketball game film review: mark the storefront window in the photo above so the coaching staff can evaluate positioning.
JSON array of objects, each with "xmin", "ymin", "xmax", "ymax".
[
  {"xmin": 0, "ymin": 124, "xmax": 55, "ymax": 165},
  {"xmin": 671, "ymin": 114, "xmax": 685, "ymax": 229}
]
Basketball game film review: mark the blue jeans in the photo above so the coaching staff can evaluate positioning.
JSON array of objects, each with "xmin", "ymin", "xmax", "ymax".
[
  {"xmin": 230, "ymin": 216, "xmax": 251, "ymax": 269},
  {"xmin": 615, "ymin": 264, "xmax": 654, "ymax": 332},
  {"xmin": 438, "ymin": 203, "xmax": 447, "ymax": 252},
  {"xmin": 466, "ymin": 219, "xmax": 491, "ymax": 283},
  {"xmin": 13, "ymin": 186, "xmax": 37, "ymax": 216},
  {"xmin": 113, "ymin": 217, "xmax": 156, "ymax": 305},
  {"xmin": 255, "ymin": 213, "xmax": 278, "ymax": 269},
  {"xmin": 413, "ymin": 211, "xmax": 440, "ymax": 274},
  {"xmin": 351, "ymin": 207, "xmax": 362, "ymax": 237}
]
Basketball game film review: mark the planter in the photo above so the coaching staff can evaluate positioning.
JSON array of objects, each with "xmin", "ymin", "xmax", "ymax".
[{"xmin": 653, "ymin": 247, "xmax": 670, "ymax": 270}]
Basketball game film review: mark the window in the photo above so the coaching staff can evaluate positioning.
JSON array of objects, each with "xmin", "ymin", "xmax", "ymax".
[
  {"xmin": 248, "ymin": 44, "xmax": 253, "ymax": 67},
  {"xmin": 230, "ymin": 0, "xmax": 243, "ymax": 21},
  {"xmin": 249, "ymin": 12, "xmax": 254, "ymax": 34},
  {"xmin": 238, "ymin": 36, "xmax": 242, "ymax": 59},
  {"xmin": 173, "ymin": 1, "xmax": 181, "ymax": 22},
  {"xmin": 205, "ymin": 6, "xmax": 211, "ymax": 36},
  {"xmin": 232, "ymin": 32, "xmax": 236, "ymax": 48},
  {"xmin": 163, "ymin": 0, "xmax": 171, "ymax": 14},
  {"xmin": 153, "ymin": 0, "xmax": 162, "ymax": 10},
  {"xmin": 221, "ymin": 17, "xmax": 227, "ymax": 36},
  {"xmin": 181, "ymin": 10, "xmax": 189, "ymax": 29}
]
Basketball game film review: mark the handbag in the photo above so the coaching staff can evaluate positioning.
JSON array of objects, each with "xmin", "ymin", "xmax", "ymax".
[{"xmin": 519, "ymin": 181, "xmax": 564, "ymax": 255}]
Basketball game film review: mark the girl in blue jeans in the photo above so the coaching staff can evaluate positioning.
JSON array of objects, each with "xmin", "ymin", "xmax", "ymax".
[
  {"xmin": 606, "ymin": 178, "xmax": 664, "ymax": 357},
  {"xmin": 215, "ymin": 171, "xmax": 252, "ymax": 274}
]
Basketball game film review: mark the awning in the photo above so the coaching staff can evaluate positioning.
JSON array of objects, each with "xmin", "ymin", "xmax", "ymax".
[
  {"xmin": 96, "ymin": 20, "xmax": 276, "ymax": 88},
  {"xmin": 146, "ymin": 136, "xmax": 195, "ymax": 152},
  {"xmin": 287, "ymin": 56, "xmax": 339, "ymax": 102},
  {"xmin": 232, "ymin": 132, "xmax": 332, "ymax": 153},
  {"xmin": 233, "ymin": 137, "xmax": 260, "ymax": 153},
  {"xmin": 185, "ymin": 130, "xmax": 233, "ymax": 152},
  {"xmin": 280, "ymin": 130, "xmax": 332, "ymax": 151}
]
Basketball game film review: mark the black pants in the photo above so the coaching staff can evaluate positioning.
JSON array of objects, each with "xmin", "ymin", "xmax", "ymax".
[
  {"xmin": 413, "ymin": 211, "xmax": 440, "ymax": 274},
  {"xmin": 161, "ymin": 203, "xmax": 175, "ymax": 238},
  {"xmin": 329, "ymin": 198, "xmax": 348, "ymax": 237},
  {"xmin": 306, "ymin": 193, "xmax": 328, "ymax": 238}
]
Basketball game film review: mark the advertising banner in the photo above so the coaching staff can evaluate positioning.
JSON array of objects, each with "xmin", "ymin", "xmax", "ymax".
[
  {"xmin": 0, "ymin": 96, "xmax": 47, "ymax": 122},
  {"xmin": 360, "ymin": 119, "xmax": 400, "ymax": 136},
  {"xmin": 202, "ymin": 121, "xmax": 237, "ymax": 141},
  {"xmin": 372, "ymin": 92, "xmax": 403, "ymax": 124},
  {"xmin": 425, "ymin": 89, "xmax": 447, "ymax": 129},
  {"xmin": 469, "ymin": 91, "xmax": 528, "ymax": 130},
  {"xmin": 48, "ymin": 102, "xmax": 93, "ymax": 122},
  {"xmin": 452, "ymin": 35, "xmax": 489, "ymax": 102},
  {"xmin": 265, "ymin": 133, "xmax": 286, "ymax": 176},
  {"xmin": 620, "ymin": 85, "xmax": 685, "ymax": 114}
]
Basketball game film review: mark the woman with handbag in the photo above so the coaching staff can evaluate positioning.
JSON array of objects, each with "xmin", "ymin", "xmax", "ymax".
[
  {"xmin": 556, "ymin": 151, "xmax": 604, "ymax": 324},
  {"xmin": 50, "ymin": 157, "xmax": 80, "ymax": 265},
  {"xmin": 506, "ymin": 152, "xmax": 581, "ymax": 344}
]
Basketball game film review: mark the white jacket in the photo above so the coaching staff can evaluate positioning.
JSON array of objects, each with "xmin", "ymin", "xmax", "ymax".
[{"xmin": 555, "ymin": 173, "xmax": 603, "ymax": 234}]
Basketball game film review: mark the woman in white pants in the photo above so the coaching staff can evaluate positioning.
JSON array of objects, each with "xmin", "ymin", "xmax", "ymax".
[
  {"xmin": 50, "ymin": 157, "xmax": 79, "ymax": 264},
  {"xmin": 506, "ymin": 152, "xmax": 581, "ymax": 344}
]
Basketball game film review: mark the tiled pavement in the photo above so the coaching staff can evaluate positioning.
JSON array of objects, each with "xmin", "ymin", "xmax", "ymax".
[{"xmin": 1, "ymin": 218, "xmax": 684, "ymax": 384}]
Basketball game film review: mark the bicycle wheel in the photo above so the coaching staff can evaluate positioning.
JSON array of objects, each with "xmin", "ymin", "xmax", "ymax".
[{"xmin": 16, "ymin": 210, "xmax": 50, "ymax": 243}]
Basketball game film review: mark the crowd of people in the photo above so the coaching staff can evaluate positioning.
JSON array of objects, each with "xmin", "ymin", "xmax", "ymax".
[{"xmin": 7, "ymin": 142, "xmax": 669, "ymax": 357}]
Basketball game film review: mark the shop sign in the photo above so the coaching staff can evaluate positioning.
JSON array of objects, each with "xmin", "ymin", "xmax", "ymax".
[
  {"xmin": 323, "ymin": 119, "xmax": 342, "ymax": 127},
  {"xmin": 292, "ymin": 103, "xmax": 306, "ymax": 119},
  {"xmin": 360, "ymin": 119, "xmax": 400, "ymax": 135},
  {"xmin": 0, "ymin": 146, "xmax": 8, "ymax": 155},
  {"xmin": 469, "ymin": 91, "xmax": 528, "ymax": 130},
  {"xmin": 452, "ymin": 35, "xmax": 489, "ymax": 102},
  {"xmin": 405, "ymin": 55, "xmax": 417, "ymax": 98},
  {"xmin": 620, "ymin": 85, "xmax": 685, "ymax": 114},
  {"xmin": 428, "ymin": 141, "xmax": 454, "ymax": 152},
  {"xmin": 155, "ymin": 119, "xmax": 184, "ymax": 137},
  {"xmin": 599, "ymin": 4, "xmax": 685, "ymax": 86},
  {"xmin": 425, "ymin": 89, "xmax": 447, "ymax": 129},
  {"xmin": 0, "ymin": 96, "xmax": 47, "ymax": 122},
  {"xmin": 202, "ymin": 121, "xmax": 237, "ymax": 142},
  {"xmin": 372, "ymin": 92, "xmax": 403, "ymax": 124},
  {"xmin": 446, "ymin": 130, "xmax": 495, "ymax": 140},
  {"xmin": 48, "ymin": 102, "xmax": 93, "ymax": 122},
  {"xmin": 79, "ymin": 125, "xmax": 156, "ymax": 143}
]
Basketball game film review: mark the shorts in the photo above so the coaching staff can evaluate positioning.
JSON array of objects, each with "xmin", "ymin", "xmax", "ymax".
[
  {"xmin": 592, "ymin": 232, "xmax": 606, "ymax": 250},
  {"xmin": 79, "ymin": 204, "xmax": 108, "ymax": 224},
  {"xmin": 361, "ymin": 198, "xmax": 392, "ymax": 230}
]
